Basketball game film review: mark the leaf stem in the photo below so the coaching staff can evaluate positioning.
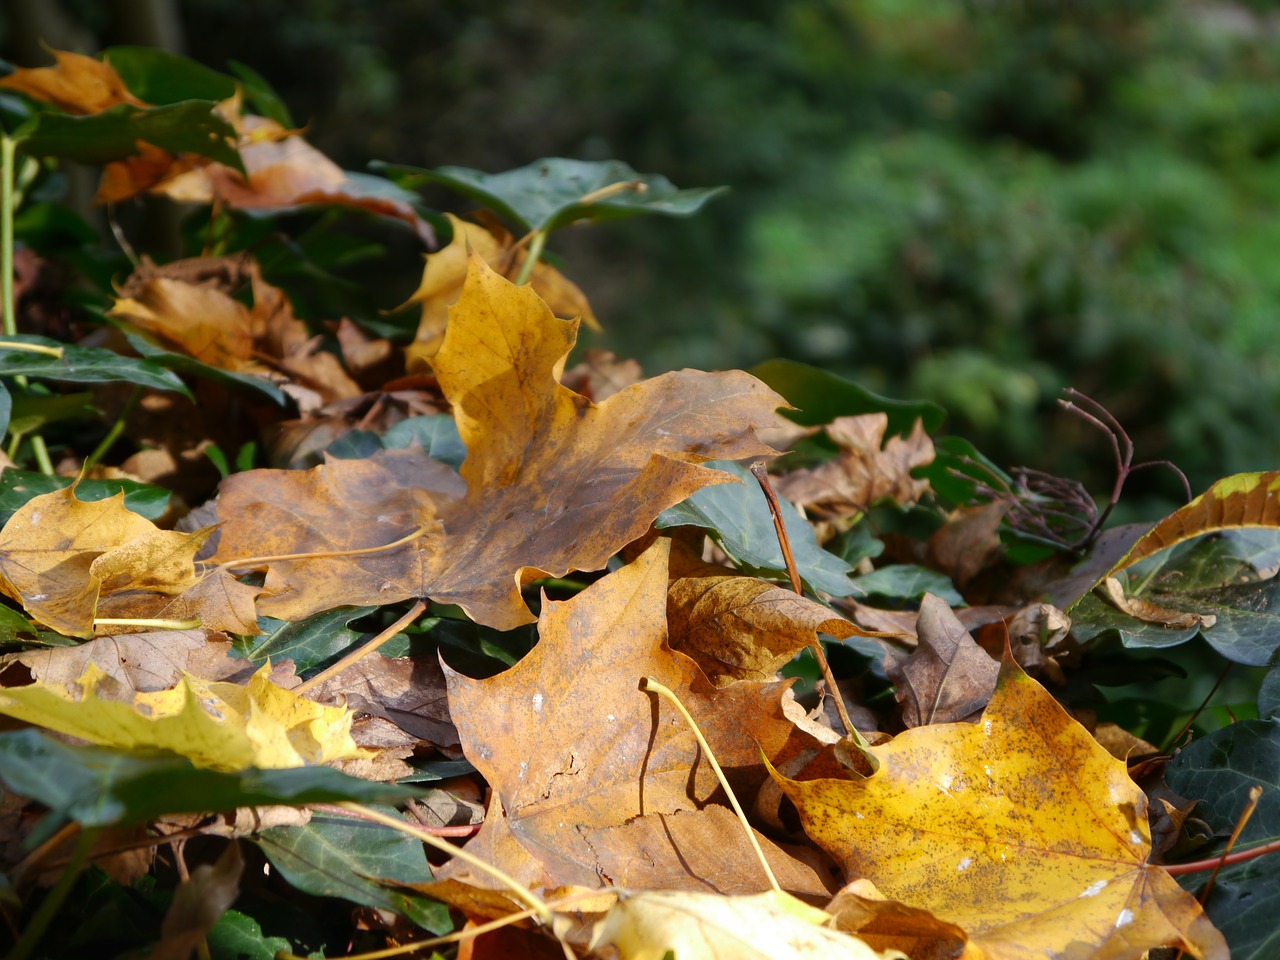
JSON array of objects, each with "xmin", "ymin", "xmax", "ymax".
[
  {"xmin": 513, "ymin": 229, "xmax": 547, "ymax": 286},
  {"xmin": 8, "ymin": 826, "xmax": 99, "ymax": 960},
  {"xmin": 2, "ymin": 134, "xmax": 16, "ymax": 341},
  {"xmin": 0, "ymin": 341, "xmax": 62, "ymax": 358},
  {"xmin": 749, "ymin": 460, "xmax": 858, "ymax": 738},
  {"xmin": 1165, "ymin": 830, "xmax": 1280, "ymax": 876},
  {"xmin": 293, "ymin": 600, "xmax": 426, "ymax": 695},
  {"xmin": 82, "ymin": 385, "xmax": 143, "ymax": 471},
  {"xmin": 641, "ymin": 675, "xmax": 781, "ymax": 894},
  {"xmin": 313, "ymin": 802, "xmax": 552, "ymax": 925},
  {"xmin": 216, "ymin": 524, "xmax": 433, "ymax": 573}
]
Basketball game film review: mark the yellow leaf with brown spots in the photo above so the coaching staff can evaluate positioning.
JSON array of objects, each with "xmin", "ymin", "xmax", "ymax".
[{"xmin": 770, "ymin": 658, "xmax": 1227, "ymax": 960}]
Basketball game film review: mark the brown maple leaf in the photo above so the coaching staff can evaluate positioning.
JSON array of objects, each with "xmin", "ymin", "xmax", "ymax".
[{"xmin": 211, "ymin": 254, "xmax": 787, "ymax": 629}]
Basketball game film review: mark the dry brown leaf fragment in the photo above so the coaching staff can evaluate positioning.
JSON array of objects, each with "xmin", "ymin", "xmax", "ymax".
[
  {"xmin": 0, "ymin": 49, "xmax": 143, "ymax": 114},
  {"xmin": 444, "ymin": 539, "xmax": 825, "ymax": 890},
  {"xmin": 775, "ymin": 414, "xmax": 933, "ymax": 518},
  {"xmin": 1098, "ymin": 576, "xmax": 1217, "ymax": 630},
  {"xmin": 885, "ymin": 592, "xmax": 1000, "ymax": 727}
]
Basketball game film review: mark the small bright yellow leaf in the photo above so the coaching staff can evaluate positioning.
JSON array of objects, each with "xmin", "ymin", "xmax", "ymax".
[
  {"xmin": 401, "ymin": 212, "xmax": 599, "ymax": 367},
  {"xmin": 0, "ymin": 663, "xmax": 364, "ymax": 771},
  {"xmin": 589, "ymin": 889, "xmax": 904, "ymax": 960},
  {"xmin": 770, "ymin": 659, "xmax": 1228, "ymax": 960}
]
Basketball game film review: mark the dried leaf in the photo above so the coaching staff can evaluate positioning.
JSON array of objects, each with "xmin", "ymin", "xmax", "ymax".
[
  {"xmin": 0, "ymin": 49, "xmax": 143, "ymax": 114},
  {"xmin": 444, "ymin": 539, "xmax": 824, "ymax": 889},
  {"xmin": 589, "ymin": 889, "xmax": 903, "ymax": 960},
  {"xmin": 1098, "ymin": 577, "xmax": 1217, "ymax": 630},
  {"xmin": 886, "ymin": 593, "xmax": 1000, "ymax": 727},
  {"xmin": 0, "ymin": 663, "xmax": 366, "ymax": 771},
  {"xmin": 213, "ymin": 255, "xmax": 785, "ymax": 629},
  {"xmin": 775, "ymin": 414, "xmax": 933, "ymax": 517},
  {"xmin": 147, "ymin": 842, "xmax": 242, "ymax": 960},
  {"xmin": 771, "ymin": 658, "xmax": 1228, "ymax": 960}
]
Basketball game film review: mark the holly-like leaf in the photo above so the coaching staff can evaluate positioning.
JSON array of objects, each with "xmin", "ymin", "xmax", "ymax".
[
  {"xmin": 212, "ymin": 255, "xmax": 786, "ymax": 629},
  {"xmin": 379, "ymin": 157, "xmax": 727, "ymax": 234},
  {"xmin": 254, "ymin": 811, "xmax": 450, "ymax": 932},
  {"xmin": 103, "ymin": 46, "xmax": 237, "ymax": 105},
  {"xmin": 770, "ymin": 658, "xmax": 1227, "ymax": 960},
  {"xmin": 749, "ymin": 358, "xmax": 946, "ymax": 435},
  {"xmin": 656, "ymin": 460, "xmax": 860, "ymax": 598},
  {"xmin": 1167, "ymin": 719, "xmax": 1280, "ymax": 960},
  {"xmin": 0, "ymin": 334, "xmax": 189, "ymax": 394}
]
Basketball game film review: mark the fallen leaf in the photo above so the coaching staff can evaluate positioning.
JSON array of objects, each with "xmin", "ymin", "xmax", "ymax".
[
  {"xmin": 147, "ymin": 842, "xmax": 242, "ymax": 960},
  {"xmin": 0, "ymin": 485, "xmax": 259, "ymax": 637},
  {"xmin": 402, "ymin": 212, "xmax": 598, "ymax": 366},
  {"xmin": 589, "ymin": 889, "xmax": 903, "ymax": 960},
  {"xmin": 212, "ymin": 255, "xmax": 786, "ymax": 629},
  {"xmin": 1098, "ymin": 576, "xmax": 1217, "ymax": 630},
  {"xmin": 775, "ymin": 414, "xmax": 934, "ymax": 520},
  {"xmin": 444, "ymin": 539, "xmax": 824, "ymax": 889},
  {"xmin": 8, "ymin": 629, "xmax": 252, "ymax": 691},
  {"xmin": 0, "ymin": 663, "xmax": 366, "ymax": 771},
  {"xmin": 0, "ymin": 49, "xmax": 143, "ymax": 114},
  {"xmin": 771, "ymin": 657, "xmax": 1228, "ymax": 960},
  {"xmin": 885, "ymin": 593, "xmax": 999, "ymax": 727},
  {"xmin": 667, "ymin": 560, "xmax": 870, "ymax": 686},
  {"xmin": 926, "ymin": 501, "xmax": 1010, "ymax": 592}
]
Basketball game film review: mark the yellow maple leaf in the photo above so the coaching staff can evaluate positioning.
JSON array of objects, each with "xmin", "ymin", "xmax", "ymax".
[
  {"xmin": 769, "ymin": 659, "xmax": 1228, "ymax": 960},
  {"xmin": 0, "ymin": 663, "xmax": 365, "ymax": 771}
]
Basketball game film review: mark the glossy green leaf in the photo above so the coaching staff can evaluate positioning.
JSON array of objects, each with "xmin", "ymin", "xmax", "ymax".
[
  {"xmin": 7, "ymin": 390, "xmax": 96, "ymax": 435},
  {"xmin": 916, "ymin": 435, "xmax": 1011, "ymax": 507},
  {"xmin": 125, "ymin": 332, "xmax": 287, "ymax": 404},
  {"xmin": 255, "ymin": 812, "xmax": 450, "ymax": 932},
  {"xmin": 383, "ymin": 414, "xmax": 467, "ymax": 468},
  {"xmin": 206, "ymin": 910, "xmax": 299, "ymax": 960},
  {"xmin": 1070, "ymin": 534, "xmax": 1280, "ymax": 665},
  {"xmin": 1167, "ymin": 719, "xmax": 1280, "ymax": 960},
  {"xmin": 0, "ymin": 470, "xmax": 171, "ymax": 524},
  {"xmin": 0, "ymin": 381, "xmax": 10, "ymax": 437},
  {"xmin": 16, "ymin": 100, "xmax": 243, "ymax": 173},
  {"xmin": 104, "ymin": 46, "xmax": 237, "ymax": 104},
  {"xmin": 1260, "ymin": 666, "xmax": 1280, "ymax": 719},
  {"xmin": 378, "ymin": 157, "xmax": 726, "ymax": 233},
  {"xmin": 656, "ymin": 460, "xmax": 860, "ymax": 597},
  {"xmin": 0, "ymin": 729, "xmax": 414, "ymax": 835},
  {"xmin": 0, "ymin": 335, "xmax": 189, "ymax": 394},
  {"xmin": 851, "ymin": 564, "xmax": 964, "ymax": 605},
  {"xmin": 235, "ymin": 606, "xmax": 378, "ymax": 674},
  {"xmin": 748, "ymin": 358, "xmax": 945, "ymax": 435}
]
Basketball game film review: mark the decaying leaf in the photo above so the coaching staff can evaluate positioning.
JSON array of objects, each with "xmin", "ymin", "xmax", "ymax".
[
  {"xmin": 443, "ymin": 539, "xmax": 825, "ymax": 890},
  {"xmin": 885, "ymin": 593, "xmax": 999, "ymax": 727},
  {"xmin": 212, "ymin": 255, "xmax": 787, "ymax": 629},
  {"xmin": 667, "ymin": 556, "xmax": 871, "ymax": 686},
  {"xmin": 775, "ymin": 414, "xmax": 934, "ymax": 521},
  {"xmin": 770, "ymin": 658, "xmax": 1228, "ymax": 960},
  {"xmin": 0, "ymin": 485, "xmax": 260, "ymax": 637},
  {"xmin": 147, "ymin": 842, "xmax": 242, "ymax": 960},
  {"xmin": 1098, "ymin": 576, "xmax": 1217, "ymax": 630},
  {"xmin": 0, "ymin": 49, "xmax": 143, "ymax": 114},
  {"xmin": 589, "ymin": 889, "xmax": 903, "ymax": 960},
  {"xmin": 0, "ymin": 663, "xmax": 366, "ymax": 771}
]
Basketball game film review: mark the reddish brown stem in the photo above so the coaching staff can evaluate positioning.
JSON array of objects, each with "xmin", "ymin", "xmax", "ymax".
[
  {"xmin": 1165, "ymin": 831, "xmax": 1280, "ymax": 876},
  {"xmin": 749, "ymin": 461, "xmax": 857, "ymax": 737}
]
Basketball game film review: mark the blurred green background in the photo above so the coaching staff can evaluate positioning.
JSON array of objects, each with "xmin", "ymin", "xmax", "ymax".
[{"xmin": 3, "ymin": 0, "xmax": 1279, "ymax": 501}]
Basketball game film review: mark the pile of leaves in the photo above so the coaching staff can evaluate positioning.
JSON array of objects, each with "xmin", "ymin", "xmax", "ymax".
[{"xmin": 0, "ymin": 47, "xmax": 1275, "ymax": 960}]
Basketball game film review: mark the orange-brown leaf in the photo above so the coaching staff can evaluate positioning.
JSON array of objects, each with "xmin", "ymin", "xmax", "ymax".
[
  {"xmin": 0, "ymin": 49, "xmax": 143, "ymax": 114},
  {"xmin": 212, "ymin": 255, "xmax": 786, "ymax": 628}
]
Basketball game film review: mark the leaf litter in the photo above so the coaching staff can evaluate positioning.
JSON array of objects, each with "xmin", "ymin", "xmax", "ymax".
[{"xmin": 0, "ymin": 44, "xmax": 1273, "ymax": 960}]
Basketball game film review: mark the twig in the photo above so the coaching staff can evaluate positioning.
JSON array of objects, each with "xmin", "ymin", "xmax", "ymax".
[
  {"xmin": 294, "ymin": 600, "xmax": 426, "ymax": 695},
  {"xmin": 749, "ymin": 461, "xmax": 857, "ymax": 737}
]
